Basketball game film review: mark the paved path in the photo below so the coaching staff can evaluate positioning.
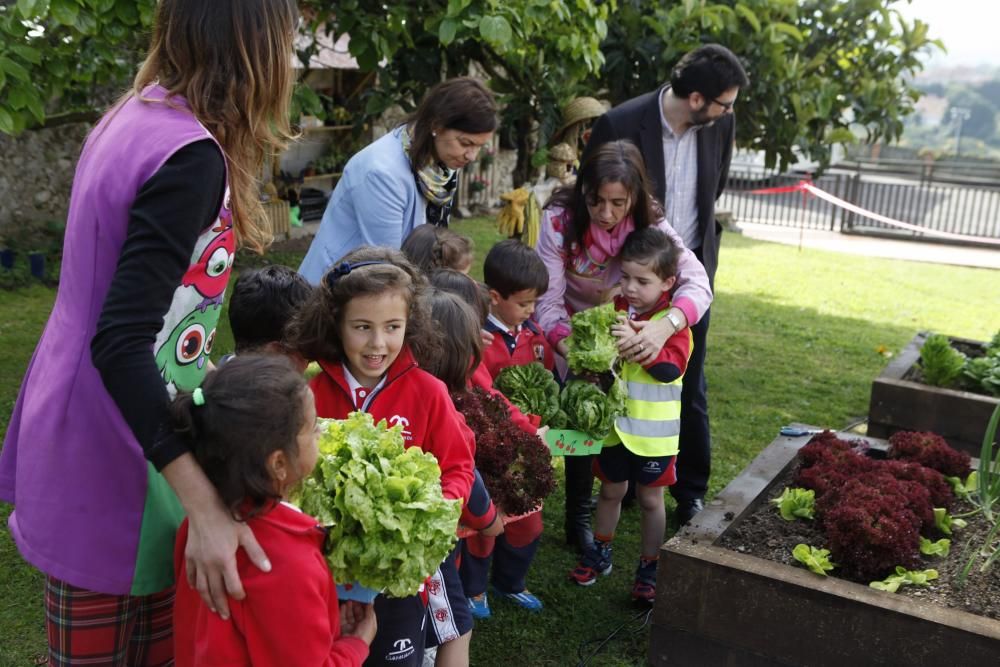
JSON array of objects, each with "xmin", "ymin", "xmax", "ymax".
[{"xmin": 736, "ymin": 222, "xmax": 1000, "ymax": 270}]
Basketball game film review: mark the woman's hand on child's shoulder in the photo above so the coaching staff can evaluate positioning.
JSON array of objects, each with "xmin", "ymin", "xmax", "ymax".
[{"xmin": 340, "ymin": 600, "xmax": 378, "ymax": 645}]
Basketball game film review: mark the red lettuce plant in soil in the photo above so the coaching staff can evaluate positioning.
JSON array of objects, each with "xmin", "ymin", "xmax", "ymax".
[
  {"xmin": 795, "ymin": 433, "xmax": 875, "ymax": 499},
  {"xmin": 794, "ymin": 431, "xmax": 957, "ymax": 580},
  {"xmin": 821, "ymin": 476, "xmax": 924, "ymax": 580},
  {"xmin": 450, "ymin": 387, "xmax": 555, "ymax": 516},
  {"xmin": 879, "ymin": 459, "xmax": 954, "ymax": 509},
  {"xmin": 887, "ymin": 430, "xmax": 972, "ymax": 478}
]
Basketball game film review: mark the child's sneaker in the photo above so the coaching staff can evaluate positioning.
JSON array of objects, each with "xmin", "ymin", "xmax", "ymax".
[
  {"xmin": 631, "ymin": 557, "xmax": 657, "ymax": 603},
  {"xmin": 493, "ymin": 586, "xmax": 543, "ymax": 612},
  {"xmin": 467, "ymin": 592, "xmax": 491, "ymax": 620},
  {"xmin": 569, "ymin": 541, "xmax": 613, "ymax": 586}
]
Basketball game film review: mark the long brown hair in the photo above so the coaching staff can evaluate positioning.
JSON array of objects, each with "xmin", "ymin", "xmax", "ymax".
[
  {"xmin": 286, "ymin": 246, "xmax": 441, "ymax": 366},
  {"xmin": 133, "ymin": 0, "xmax": 298, "ymax": 253},
  {"xmin": 548, "ymin": 140, "xmax": 662, "ymax": 252},
  {"xmin": 405, "ymin": 77, "xmax": 498, "ymax": 170}
]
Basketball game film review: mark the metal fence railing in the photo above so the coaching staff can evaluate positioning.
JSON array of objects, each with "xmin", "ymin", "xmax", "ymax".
[{"xmin": 719, "ymin": 165, "xmax": 1000, "ymax": 246}]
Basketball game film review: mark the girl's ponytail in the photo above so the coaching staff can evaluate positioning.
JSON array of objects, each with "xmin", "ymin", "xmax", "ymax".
[{"xmin": 169, "ymin": 388, "xmax": 202, "ymax": 446}]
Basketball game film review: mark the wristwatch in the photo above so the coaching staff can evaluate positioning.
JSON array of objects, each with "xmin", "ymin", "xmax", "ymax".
[{"xmin": 665, "ymin": 309, "xmax": 684, "ymax": 334}]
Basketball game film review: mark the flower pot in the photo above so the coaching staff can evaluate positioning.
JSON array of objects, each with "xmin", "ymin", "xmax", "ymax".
[
  {"xmin": 648, "ymin": 428, "xmax": 1000, "ymax": 666},
  {"xmin": 28, "ymin": 252, "xmax": 45, "ymax": 280},
  {"xmin": 868, "ymin": 331, "xmax": 999, "ymax": 455},
  {"xmin": 1, "ymin": 248, "xmax": 14, "ymax": 270}
]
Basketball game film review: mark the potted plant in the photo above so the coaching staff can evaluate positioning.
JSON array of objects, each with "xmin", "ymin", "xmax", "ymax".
[
  {"xmin": 468, "ymin": 175, "xmax": 488, "ymax": 194},
  {"xmin": 478, "ymin": 146, "xmax": 496, "ymax": 170}
]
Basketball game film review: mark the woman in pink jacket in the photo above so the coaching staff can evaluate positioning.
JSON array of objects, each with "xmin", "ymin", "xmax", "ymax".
[{"xmin": 534, "ymin": 140, "xmax": 713, "ymax": 552}]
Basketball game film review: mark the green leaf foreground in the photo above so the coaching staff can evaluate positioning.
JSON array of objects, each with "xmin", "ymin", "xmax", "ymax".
[
  {"xmin": 792, "ymin": 544, "xmax": 836, "ymax": 576},
  {"xmin": 959, "ymin": 404, "xmax": 1000, "ymax": 585},
  {"xmin": 566, "ymin": 303, "xmax": 620, "ymax": 374},
  {"xmin": 770, "ymin": 487, "xmax": 816, "ymax": 521},
  {"xmin": 293, "ymin": 413, "xmax": 461, "ymax": 598},
  {"xmin": 919, "ymin": 537, "xmax": 951, "ymax": 557},
  {"xmin": 933, "ymin": 507, "xmax": 968, "ymax": 536},
  {"xmin": 869, "ymin": 566, "xmax": 938, "ymax": 593}
]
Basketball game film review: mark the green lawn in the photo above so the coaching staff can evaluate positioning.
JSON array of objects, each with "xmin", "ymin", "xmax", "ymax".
[{"xmin": 2, "ymin": 219, "xmax": 998, "ymax": 665}]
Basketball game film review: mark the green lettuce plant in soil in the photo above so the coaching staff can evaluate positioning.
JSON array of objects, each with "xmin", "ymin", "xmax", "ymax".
[
  {"xmin": 718, "ymin": 432, "xmax": 1000, "ymax": 619},
  {"xmin": 912, "ymin": 330, "xmax": 1000, "ymax": 397}
]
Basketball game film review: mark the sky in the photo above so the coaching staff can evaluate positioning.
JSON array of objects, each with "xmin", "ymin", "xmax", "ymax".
[{"xmin": 896, "ymin": 0, "xmax": 1000, "ymax": 67}]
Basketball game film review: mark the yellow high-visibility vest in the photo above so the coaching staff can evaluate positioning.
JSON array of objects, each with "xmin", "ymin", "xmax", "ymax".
[{"xmin": 606, "ymin": 310, "xmax": 691, "ymax": 457}]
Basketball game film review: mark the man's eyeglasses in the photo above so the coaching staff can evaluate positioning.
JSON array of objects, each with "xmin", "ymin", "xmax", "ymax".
[{"xmin": 710, "ymin": 96, "xmax": 735, "ymax": 111}]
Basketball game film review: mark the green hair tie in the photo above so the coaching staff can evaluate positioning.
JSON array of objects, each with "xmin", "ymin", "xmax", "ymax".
[{"xmin": 192, "ymin": 387, "xmax": 206, "ymax": 407}]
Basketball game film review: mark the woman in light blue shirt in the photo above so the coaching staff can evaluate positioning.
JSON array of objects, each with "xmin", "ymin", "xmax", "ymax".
[{"xmin": 299, "ymin": 77, "xmax": 498, "ymax": 283}]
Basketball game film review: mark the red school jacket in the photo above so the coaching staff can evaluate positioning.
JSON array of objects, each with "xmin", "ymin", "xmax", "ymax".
[
  {"xmin": 310, "ymin": 346, "xmax": 475, "ymax": 505},
  {"xmin": 482, "ymin": 317, "xmax": 555, "ymax": 380},
  {"xmin": 173, "ymin": 502, "xmax": 369, "ymax": 667}
]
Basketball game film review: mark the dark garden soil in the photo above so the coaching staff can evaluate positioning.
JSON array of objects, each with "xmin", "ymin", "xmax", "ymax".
[{"xmin": 717, "ymin": 464, "xmax": 1000, "ymax": 620}]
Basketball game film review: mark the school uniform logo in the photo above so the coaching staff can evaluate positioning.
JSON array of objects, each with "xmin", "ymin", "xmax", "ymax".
[
  {"xmin": 533, "ymin": 343, "xmax": 546, "ymax": 362},
  {"xmin": 387, "ymin": 637, "xmax": 415, "ymax": 662},
  {"xmin": 388, "ymin": 414, "xmax": 413, "ymax": 441}
]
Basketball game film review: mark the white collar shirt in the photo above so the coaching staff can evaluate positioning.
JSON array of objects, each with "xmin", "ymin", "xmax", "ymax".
[{"xmin": 659, "ymin": 86, "xmax": 702, "ymax": 250}]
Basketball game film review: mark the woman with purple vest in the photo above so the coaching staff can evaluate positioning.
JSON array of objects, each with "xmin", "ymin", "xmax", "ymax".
[{"xmin": 0, "ymin": 1, "xmax": 298, "ymax": 662}]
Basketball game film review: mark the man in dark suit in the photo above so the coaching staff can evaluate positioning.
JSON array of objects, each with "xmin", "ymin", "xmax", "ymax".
[{"xmin": 585, "ymin": 44, "xmax": 749, "ymax": 526}]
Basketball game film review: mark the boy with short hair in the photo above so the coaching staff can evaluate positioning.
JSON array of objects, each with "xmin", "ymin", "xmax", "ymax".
[
  {"xmin": 569, "ymin": 227, "xmax": 693, "ymax": 603},
  {"xmin": 226, "ymin": 265, "xmax": 312, "ymax": 371},
  {"xmin": 462, "ymin": 240, "xmax": 552, "ymax": 618},
  {"xmin": 482, "ymin": 239, "xmax": 554, "ymax": 378}
]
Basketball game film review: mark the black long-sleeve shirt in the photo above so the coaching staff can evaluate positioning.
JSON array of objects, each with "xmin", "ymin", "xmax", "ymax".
[{"xmin": 91, "ymin": 139, "xmax": 226, "ymax": 470}]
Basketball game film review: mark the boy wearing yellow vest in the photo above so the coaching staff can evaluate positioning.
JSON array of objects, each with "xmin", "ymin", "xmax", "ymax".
[{"xmin": 569, "ymin": 227, "xmax": 693, "ymax": 602}]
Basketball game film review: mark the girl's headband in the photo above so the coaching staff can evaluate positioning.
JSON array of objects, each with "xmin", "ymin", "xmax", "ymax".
[{"xmin": 324, "ymin": 260, "xmax": 395, "ymax": 288}]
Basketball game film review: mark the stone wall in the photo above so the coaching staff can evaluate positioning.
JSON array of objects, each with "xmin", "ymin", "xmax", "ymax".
[{"xmin": 0, "ymin": 123, "xmax": 90, "ymax": 234}]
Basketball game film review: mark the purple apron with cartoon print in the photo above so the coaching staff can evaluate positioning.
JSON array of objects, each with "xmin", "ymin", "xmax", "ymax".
[{"xmin": 0, "ymin": 85, "xmax": 233, "ymax": 595}]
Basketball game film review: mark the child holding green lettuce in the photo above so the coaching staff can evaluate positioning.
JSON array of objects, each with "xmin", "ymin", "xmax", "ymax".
[
  {"xmin": 171, "ymin": 355, "xmax": 376, "ymax": 666},
  {"xmin": 569, "ymin": 228, "xmax": 693, "ymax": 603},
  {"xmin": 287, "ymin": 247, "xmax": 477, "ymax": 667}
]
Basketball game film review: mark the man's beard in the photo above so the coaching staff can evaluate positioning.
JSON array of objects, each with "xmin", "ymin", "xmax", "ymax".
[{"xmin": 689, "ymin": 107, "xmax": 716, "ymax": 128}]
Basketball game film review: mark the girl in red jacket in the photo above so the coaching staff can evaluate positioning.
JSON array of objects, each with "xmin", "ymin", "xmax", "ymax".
[
  {"xmin": 171, "ymin": 355, "xmax": 376, "ymax": 667},
  {"xmin": 423, "ymin": 286, "xmax": 547, "ymax": 621},
  {"xmin": 287, "ymin": 246, "xmax": 476, "ymax": 667}
]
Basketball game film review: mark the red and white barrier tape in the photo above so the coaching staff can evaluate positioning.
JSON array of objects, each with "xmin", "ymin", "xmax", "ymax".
[{"xmin": 748, "ymin": 179, "xmax": 1000, "ymax": 247}]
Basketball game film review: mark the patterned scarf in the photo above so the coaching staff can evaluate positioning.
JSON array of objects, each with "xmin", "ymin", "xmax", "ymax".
[{"xmin": 401, "ymin": 126, "xmax": 458, "ymax": 227}]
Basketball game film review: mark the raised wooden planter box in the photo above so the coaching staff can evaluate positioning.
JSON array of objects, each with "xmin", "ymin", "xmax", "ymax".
[
  {"xmin": 649, "ymin": 428, "xmax": 1000, "ymax": 667},
  {"xmin": 868, "ymin": 331, "xmax": 998, "ymax": 456}
]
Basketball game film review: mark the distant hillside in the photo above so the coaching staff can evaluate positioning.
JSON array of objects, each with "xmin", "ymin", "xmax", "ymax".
[
  {"xmin": 913, "ymin": 64, "xmax": 1000, "ymax": 86},
  {"xmin": 898, "ymin": 68, "xmax": 1000, "ymax": 161}
]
